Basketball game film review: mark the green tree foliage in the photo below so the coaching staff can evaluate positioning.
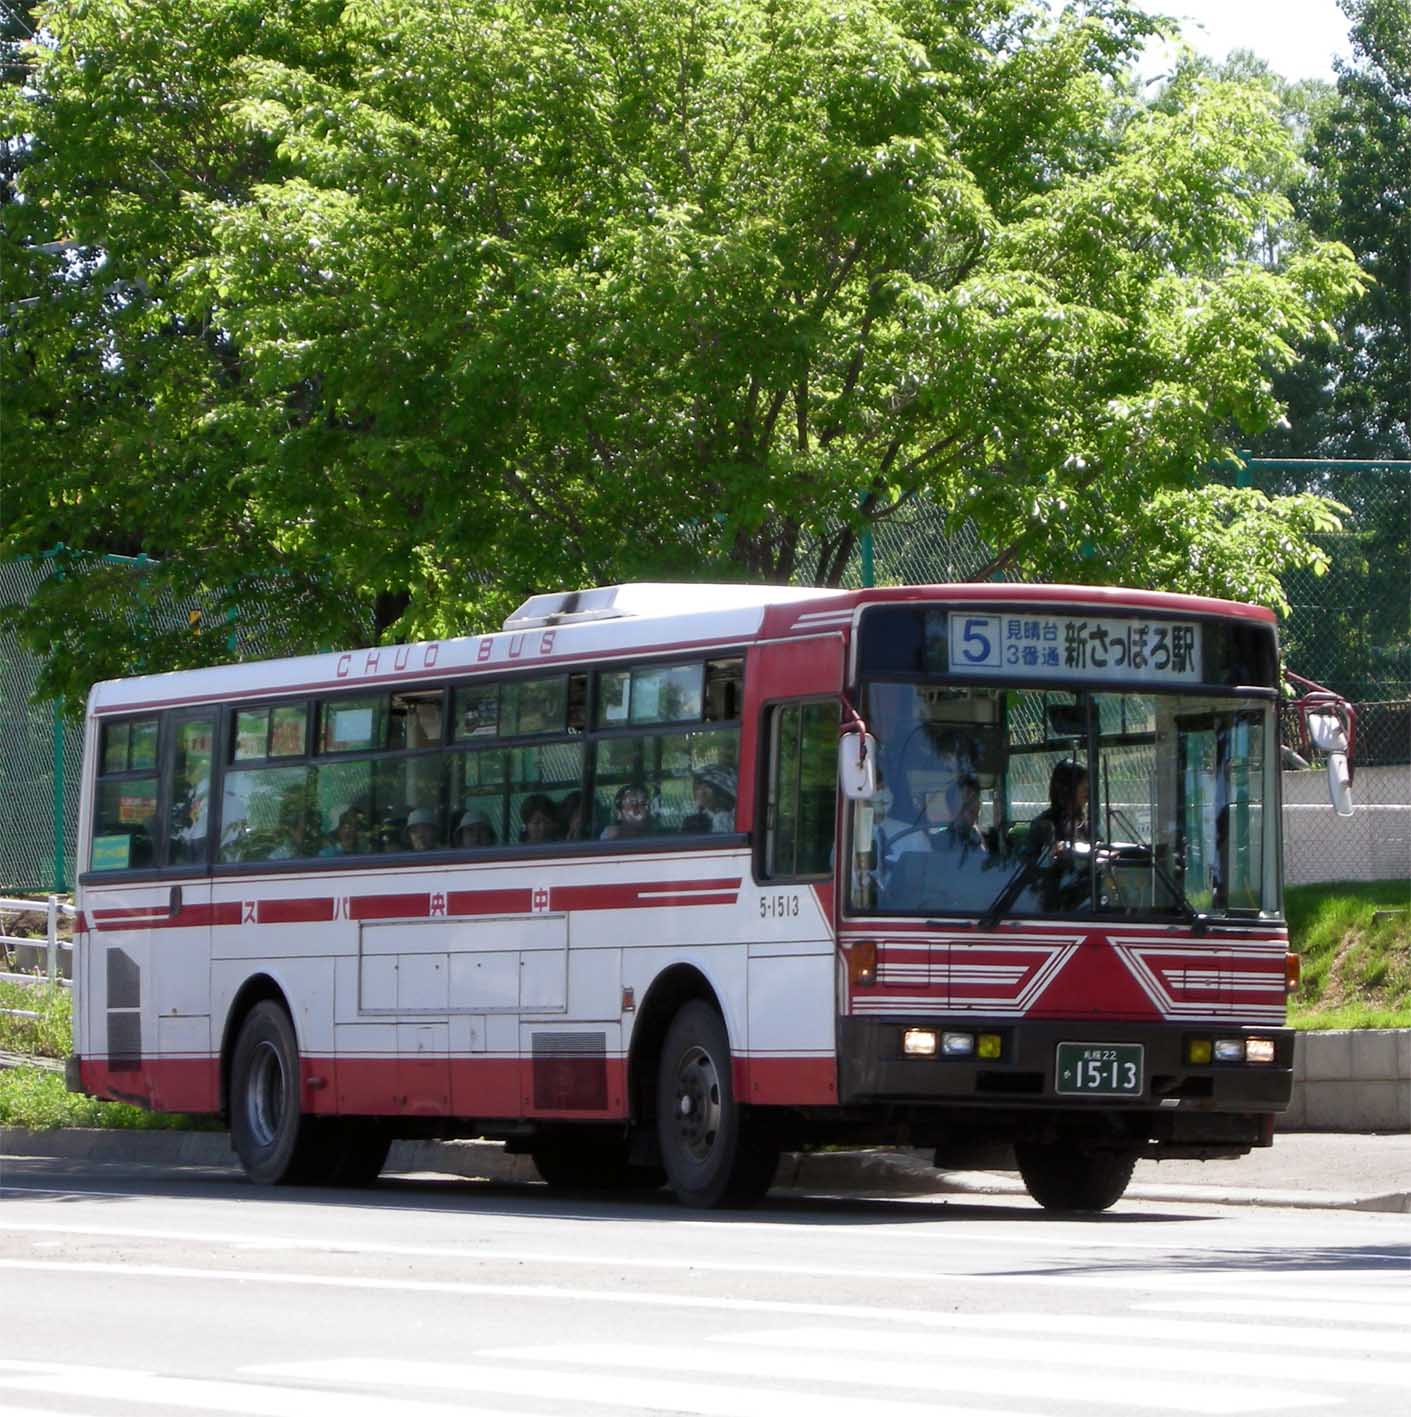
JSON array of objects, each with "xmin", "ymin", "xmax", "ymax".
[
  {"xmin": 1262, "ymin": 0, "xmax": 1409, "ymax": 461},
  {"xmin": 1, "ymin": 0, "xmax": 1365, "ymax": 703},
  {"xmin": 1236, "ymin": 1, "xmax": 1410, "ymax": 700}
]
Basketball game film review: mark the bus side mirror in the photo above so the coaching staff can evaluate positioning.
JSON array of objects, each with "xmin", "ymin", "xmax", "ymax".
[
  {"xmin": 1307, "ymin": 711, "xmax": 1354, "ymax": 818},
  {"xmin": 839, "ymin": 732, "xmax": 878, "ymax": 800}
]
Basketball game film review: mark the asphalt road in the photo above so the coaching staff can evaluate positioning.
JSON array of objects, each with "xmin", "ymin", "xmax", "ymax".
[{"xmin": 0, "ymin": 1154, "xmax": 1407, "ymax": 1417}]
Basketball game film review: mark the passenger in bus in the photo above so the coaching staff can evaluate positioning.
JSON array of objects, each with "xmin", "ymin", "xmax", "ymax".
[
  {"xmin": 601, "ymin": 783, "xmax": 655, "ymax": 839},
  {"xmin": 558, "ymin": 790, "xmax": 586, "ymax": 840},
  {"xmin": 681, "ymin": 764, "xmax": 737, "ymax": 833},
  {"xmin": 1028, "ymin": 760, "xmax": 1090, "ymax": 911},
  {"xmin": 519, "ymin": 793, "xmax": 560, "ymax": 844},
  {"xmin": 405, "ymin": 806, "xmax": 440, "ymax": 852},
  {"xmin": 453, "ymin": 806, "xmax": 496, "ymax": 848},
  {"xmin": 268, "ymin": 790, "xmax": 313, "ymax": 860},
  {"xmin": 1029, "ymin": 760, "xmax": 1089, "ymax": 855},
  {"xmin": 319, "ymin": 805, "xmax": 367, "ymax": 856}
]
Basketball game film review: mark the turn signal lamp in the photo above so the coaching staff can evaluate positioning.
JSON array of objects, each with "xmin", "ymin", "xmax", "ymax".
[
  {"xmin": 903, "ymin": 1028, "xmax": 939, "ymax": 1057},
  {"xmin": 1285, "ymin": 953, "xmax": 1302, "ymax": 994},
  {"xmin": 1246, "ymin": 1037, "xmax": 1277, "ymax": 1065},
  {"xmin": 1213, "ymin": 1039, "xmax": 1245, "ymax": 1063},
  {"xmin": 941, "ymin": 1031, "xmax": 975, "ymax": 1056},
  {"xmin": 1187, "ymin": 1039, "xmax": 1213, "ymax": 1065},
  {"xmin": 846, "ymin": 940, "xmax": 877, "ymax": 987},
  {"xmin": 977, "ymin": 1033, "xmax": 1003, "ymax": 1060}
]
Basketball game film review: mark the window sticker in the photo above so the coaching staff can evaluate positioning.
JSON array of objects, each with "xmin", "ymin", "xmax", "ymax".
[{"xmin": 90, "ymin": 835, "xmax": 132, "ymax": 871}]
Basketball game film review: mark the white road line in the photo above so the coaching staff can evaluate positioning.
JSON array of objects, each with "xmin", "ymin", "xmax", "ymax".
[
  {"xmin": 0, "ymin": 1366, "xmax": 531, "ymax": 1417},
  {"xmin": 1142, "ymin": 1297, "xmax": 1411, "ymax": 1325},
  {"xmin": 474, "ymin": 1340, "xmax": 1336, "ymax": 1414},
  {"xmin": 3, "ymin": 1179, "xmax": 1406, "ymax": 1262},
  {"xmin": 710, "ymin": 1326, "xmax": 1410, "ymax": 1387},
  {"xmin": 249, "ymin": 1357, "xmax": 1039, "ymax": 1417},
  {"xmin": 2, "ymin": 1257, "xmax": 1405, "ymax": 1327},
  {"xmin": 0, "ymin": 1215, "xmax": 1405, "ymax": 1288},
  {"xmin": 0, "ymin": 1409, "xmax": 108, "ymax": 1417},
  {"xmin": 772, "ymin": 1310, "xmax": 1411, "ymax": 1355}
]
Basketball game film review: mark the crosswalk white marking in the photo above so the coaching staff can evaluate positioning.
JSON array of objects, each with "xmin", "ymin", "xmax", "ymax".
[
  {"xmin": 0, "ymin": 1362, "xmax": 533, "ymax": 1417},
  {"xmin": 247, "ymin": 1358, "xmax": 1038, "ymax": 1417},
  {"xmin": 711, "ymin": 1325, "xmax": 1411, "ymax": 1387},
  {"xmin": 1143, "ymin": 1297, "xmax": 1411, "ymax": 1324},
  {"xmin": 2, "ymin": 1256, "xmax": 1407, "ymax": 1343},
  {"xmin": 7, "ymin": 1294, "xmax": 1404, "ymax": 1417},
  {"xmin": 815, "ymin": 1309, "xmax": 1411, "ymax": 1354},
  {"xmin": 469, "ymin": 1340, "xmax": 1338, "ymax": 1413}
]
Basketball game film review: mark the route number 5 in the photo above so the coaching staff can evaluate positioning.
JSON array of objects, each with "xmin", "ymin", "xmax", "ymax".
[{"xmin": 952, "ymin": 615, "xmax": 1001, "ymax": 669}]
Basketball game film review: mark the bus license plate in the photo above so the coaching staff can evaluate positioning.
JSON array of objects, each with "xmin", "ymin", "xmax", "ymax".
[{"xmin": 1055, "ymin": 1043, "xmax": 1144, "ymax": 1097}]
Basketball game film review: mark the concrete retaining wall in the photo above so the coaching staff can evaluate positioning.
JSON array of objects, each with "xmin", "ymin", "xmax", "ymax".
[
  {"xmin": 1283, "ymin": 762, "xmax": 1411, "ymax": 885},
  {"xmin": 1278, "ymin": 1029, "xmax": 1411, "ymax": 1132}
]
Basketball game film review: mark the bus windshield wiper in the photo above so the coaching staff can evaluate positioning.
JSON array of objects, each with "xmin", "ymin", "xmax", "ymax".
[{"xmin": 978, "ymin": 848, "xmax": 1047, "ymax": 930}]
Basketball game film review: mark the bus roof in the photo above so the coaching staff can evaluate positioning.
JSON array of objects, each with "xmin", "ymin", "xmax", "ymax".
[{"xmin": 87, "ymin": 581, "xmax": 1276, "ymax": 715}]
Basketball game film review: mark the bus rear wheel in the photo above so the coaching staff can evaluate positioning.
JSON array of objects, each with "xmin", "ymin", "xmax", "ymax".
[
  {"xmin": 1015, "ymin": 1141, "xmax": 1137, "ymax": 1212},
  {"xmin": 656, "ymin": 1001, "xmax": 778, "ymax": 1209},
  {"xmin": 229, "ymin": 1001, "xmax": 321, "ymax": 1185}
]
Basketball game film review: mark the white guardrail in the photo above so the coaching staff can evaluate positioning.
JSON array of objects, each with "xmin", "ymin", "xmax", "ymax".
[{"xmin": 0, "ymin": 895, "xmax": 75, "ymax": 1020}]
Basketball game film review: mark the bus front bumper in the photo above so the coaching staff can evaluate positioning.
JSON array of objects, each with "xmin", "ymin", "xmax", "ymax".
[{"xmin": 837, "ymin": 1017, "xmax": 1295, "ymax": 1115}]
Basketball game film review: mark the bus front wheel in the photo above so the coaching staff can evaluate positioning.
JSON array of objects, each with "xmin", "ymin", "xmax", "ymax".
[
  {"xmin": 656, "ymin": 1001, "xmax": 778, "ymax": 1209},
  {"xmin": 1015, "ymin": 1141, "xmax": 1137, "ymax": 1212}
]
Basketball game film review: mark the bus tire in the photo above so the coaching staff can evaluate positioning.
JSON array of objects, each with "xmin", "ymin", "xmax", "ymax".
[
  {"xmin": 229, "ymin": 1001, "xmax": 319, "ymax": 1185},
  {"xmin": 530, "ymin": 1138, "xmax": 666, "ymax": 1192},
  {"xmin": 1015, "ymin": 1142, "xmax": 1137, "ymax": 1212},
  {"xmin": 656, "ymin": 1001, "xmax": 777, "ymax": 1209}
]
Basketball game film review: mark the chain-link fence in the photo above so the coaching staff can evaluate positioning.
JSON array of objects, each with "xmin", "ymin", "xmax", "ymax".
[
  {"xmin": 1, "ymin": 552, "xmax": 261, "ymax": 892},
  {"xmin": 0, "ymin": 558, "xmax": 83, "ymax": 893}
]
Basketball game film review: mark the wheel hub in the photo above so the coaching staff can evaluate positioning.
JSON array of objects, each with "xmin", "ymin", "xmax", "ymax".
[{"xmin": 672, "ymin": 1044, "xmax": 721, "ymax": 1163}]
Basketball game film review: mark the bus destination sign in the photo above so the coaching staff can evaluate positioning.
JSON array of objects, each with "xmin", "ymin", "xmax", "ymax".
[{"xmin": 949, "ymin": 613, "xmax": 1202, "ymax": 684}]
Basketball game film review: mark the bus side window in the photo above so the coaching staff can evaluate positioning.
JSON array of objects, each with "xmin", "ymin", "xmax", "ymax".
[
  {"xmin": 592, "ymin": 729, "xmax": 738, "ymax": 839},
  {"xmin": 764, "ymin": 701, "xmax": 839, "ymax": 879},
  {"xmin": 165, "ymin": 716, "xmax": 216, "ymax": 866},
  {"xmin": 90, "ymin": 716, "xmax": 161, "ymax": 872}
]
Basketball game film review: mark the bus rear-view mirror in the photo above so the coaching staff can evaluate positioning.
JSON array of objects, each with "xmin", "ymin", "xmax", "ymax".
[
  {"xmin": 1307, "ymin": 711, "xmax": 1354, "ymax": 818},
  {"xmin": 839, "ymin": 731, "xmax": 878, "ymax": 800}
]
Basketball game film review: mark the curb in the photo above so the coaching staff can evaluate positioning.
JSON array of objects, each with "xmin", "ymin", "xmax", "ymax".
[{"xmin": 4, "ymin": 1129, "xmax": 1406, "ymax": 1212}]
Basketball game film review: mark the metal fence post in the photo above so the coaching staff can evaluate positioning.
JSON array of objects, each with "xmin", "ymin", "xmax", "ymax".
[
  {"xmin": 52, "ymin": 697, "xmax": 66, "ymax": 892},
  {"xmin": 46, "ymin": 893, "xmax": 58, "ymax": 983}
]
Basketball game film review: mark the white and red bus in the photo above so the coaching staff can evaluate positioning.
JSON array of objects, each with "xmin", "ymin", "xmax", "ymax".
[{"xmin": 68, "ymin": 582, "xmax": 1351, "ymax": 1209}]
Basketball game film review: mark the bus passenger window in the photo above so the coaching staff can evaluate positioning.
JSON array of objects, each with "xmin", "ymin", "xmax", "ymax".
[
  {"xmin": 592, "ymin": 731, "xmax": 738, "ymax": 838},
  {"xmin": 166, "ymin": 716, "xmax": 215, "ymax": 866},
  {"xmin": 90, "ymin": 716, "xmax": 160, "ymax": 871},
  {"xmin": 388, "ymin": 691, "xmax": 443, "ymax": 751},
  {"xmin": 220, "ymin": 766, "xmax": 315, "ymax": 862}
]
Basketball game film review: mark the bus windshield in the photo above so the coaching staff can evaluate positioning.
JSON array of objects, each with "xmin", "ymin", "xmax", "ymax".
[{"xmin": 848, "ymin": 681, "xmax": 1277, "ymax": 922}]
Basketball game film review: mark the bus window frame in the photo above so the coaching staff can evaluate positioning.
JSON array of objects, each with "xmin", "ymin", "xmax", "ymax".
[
  {"xmin": 755, "ymin": 696, "xmax": 841, "ymax": 885},
  {"xmin": 80, "ymin": 649, "xmax": 752, "ymax": 884}
]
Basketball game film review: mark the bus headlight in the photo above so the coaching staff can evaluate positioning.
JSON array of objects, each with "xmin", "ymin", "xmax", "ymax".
[
  {"xmin": 1245, "ymin": 1037, "xmax": 1276, "ymax": 1065},
  {"xmin": 941, "ymin": 1031, "xmax": 975, "ymax": 1056},
  {"xmin": 1213, "ymin": 1039, "xmax": 1245, "ymax": 1063},
  {"xmin": 903, "ymin": 1029, "xmax": 938, "ymax": 1057}
]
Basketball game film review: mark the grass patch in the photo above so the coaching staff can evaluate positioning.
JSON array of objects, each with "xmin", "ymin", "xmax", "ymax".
[
  {"xmin": 1286, "ymin": 880, "xmax": 1411, "ymax": 1029},
  {"xmin": 0, "ymin": 978, "xmax": 73, "ymax": 1059},
  {"xmin": 0, "ymin": 1067, "xmax": 206, "ymax": 1130}
]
